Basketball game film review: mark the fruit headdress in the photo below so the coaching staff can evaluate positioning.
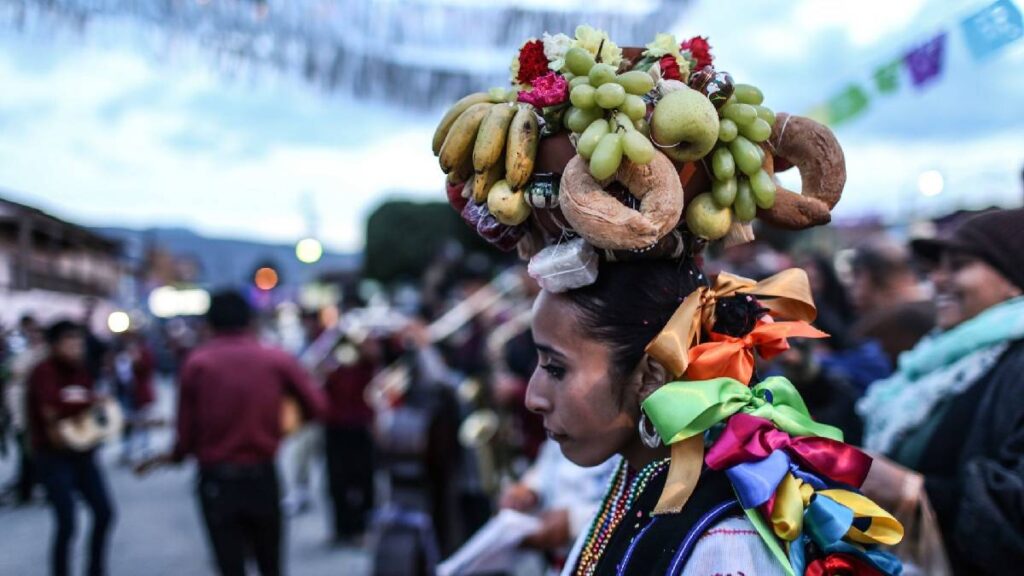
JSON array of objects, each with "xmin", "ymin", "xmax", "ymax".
[
  {"xmin": 433, "ymin": 26, "xmax": 903, "ymax": 576},
  {"xmin": 434, "ymin": 26, "xmax": 846, "ymax": 293}
]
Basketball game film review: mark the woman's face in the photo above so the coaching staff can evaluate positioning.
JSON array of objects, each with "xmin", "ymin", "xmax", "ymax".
[
  {"xmin": 932, "ymin": 251, "xmax": 1021, "ymax": 330},
  {"xmin": 525, "ymin": 291, "xmax": 640, "ymax": 467}
]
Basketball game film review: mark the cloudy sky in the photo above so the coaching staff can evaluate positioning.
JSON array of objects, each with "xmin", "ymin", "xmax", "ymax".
[{"xmin": 0, "ymin": 0, "xmax": 1021, "ymax": 253}]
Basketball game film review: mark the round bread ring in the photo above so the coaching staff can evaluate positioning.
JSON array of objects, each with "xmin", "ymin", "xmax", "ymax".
[
  {"xmin": 559, "ymin": 150, "xmax": 684, "ymax": 251},
  {"xmin": 760, "ymin": 113, "xmax": 846, "ymax": 230}
]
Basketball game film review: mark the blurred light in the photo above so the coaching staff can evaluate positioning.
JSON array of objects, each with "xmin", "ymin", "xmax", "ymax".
[
  {"xmin": 334, "ymin": 344, "xmax": 359, "ymax": 366},
  {"xmin": 295, "ymin": 238, "xmax": 323, "ymax": 264},
  {"xmin": 917, "ymin": 170, "xmax": 944, "ymax": 197},
  {"xmin": 107, "ymin": 311, "xmax": 131, "ymax": 334},
  {"xmin": 148, "ymin": 287, "xmax": 211, "ymax": 318},
  {"xmin": 254, "ymin": 267, "xmax": 279, "ymax": 291}
]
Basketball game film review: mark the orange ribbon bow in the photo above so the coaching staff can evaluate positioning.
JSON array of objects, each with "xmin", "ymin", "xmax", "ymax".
[
  {"xmin": 645, "ymin": 268, "xmax": 821, "ymax": 380},
  {"xmin": 686, "ymin": 318, "xmax": 828, "ymax": 383}
]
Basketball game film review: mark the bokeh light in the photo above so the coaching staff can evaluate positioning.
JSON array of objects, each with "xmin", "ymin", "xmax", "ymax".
[
  {"xmin": 254, "ymin": 267, "xmax": 279, "ymax": 291},
  {"xmin": 107, "ymin": 311, "xmax": 131, "ymax": 333},
  {"xmin": 295, "ymin": 237, "xmax": 323, "ymax": 264}
]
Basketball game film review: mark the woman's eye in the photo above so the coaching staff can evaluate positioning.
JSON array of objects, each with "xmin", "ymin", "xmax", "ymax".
[{"xmin": 540, "ymin": 364, "xmax": 565, "ymax": 380}]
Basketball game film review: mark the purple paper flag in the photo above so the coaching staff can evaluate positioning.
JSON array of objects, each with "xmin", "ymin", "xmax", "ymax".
[{"xmin": 904, "ymin": 32, "xmax": 947, "ymax": 88}]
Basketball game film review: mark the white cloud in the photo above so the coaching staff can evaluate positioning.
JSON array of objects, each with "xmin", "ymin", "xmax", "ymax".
[{"xmin": 0, "ymin": 1, "xmax": 1022, "ymax": 257}]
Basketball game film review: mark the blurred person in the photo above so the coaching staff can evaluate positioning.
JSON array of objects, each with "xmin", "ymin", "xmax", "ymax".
[
  {"xmin": 488, "ymin": 268, "xmax": 545, "ymax": 464},
  {"xmin": 849, "ymin": 240, "xmax": 927, "ymax": 312},
  {"xmin": 109, "ymin": 331, "xmax": 156, "ymax": 465},
  {"xmin": 848, "ymin": 240, "xmax": 935, "ymax": 367},
  {"xmin": 136, "ymin": 290, "xmax": 326, "ymax": 576},
  {"xmin": 798, "ymin": 253, "xmax": 893, "ymax": 393},
  {"xmin": 28, "ymin": 320, "xmax": 116, "ymax": 576},
  {"xmin": 371, "ymin": 325, "xmax": 463, "ymax": 575},
  {"xmin": 499, "ymin": 439, "xmax": 618, "ymax": 573},
  {"xmin": 280, "ymin": 424, "xmax": 321, "ymax": 517},
  {"xmin": 3, "ymin": 315, "xmax": 47, "ymax": 504},
  {"xmin": 79, "ymin": 298, "xmax": 108, "ymax": 382},
  {"xmin": 322, "ymin": 336, "xmax": 379, "ymax": 544},
  {"xmin": 772, "ymin": 338, "xmax": 863, "ymax": 445},
  {"xmin": 798, "ymin": 253, "xmax": 855, "ymax": 345},
  {"xmin": 280, "ymin": 310, "xmax": 330, "ymax": 517},
  {"xmin": 858, "ymin": 208, "xmax": 1024, "ymax": 574}
]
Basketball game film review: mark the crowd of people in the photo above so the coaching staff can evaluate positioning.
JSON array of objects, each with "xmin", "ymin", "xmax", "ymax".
[{"xmin": 0, "ymin": 207, "xmax": 1022, "ymax": 576}]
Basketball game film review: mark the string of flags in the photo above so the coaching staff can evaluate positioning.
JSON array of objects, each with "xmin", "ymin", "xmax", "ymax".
[{"xmin": 808, "ymin": 0, "xmax": 1023, "ymax": 126}]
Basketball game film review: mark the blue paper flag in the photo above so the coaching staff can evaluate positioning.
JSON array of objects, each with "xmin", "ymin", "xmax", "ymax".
[{"xmin": 961, "ymin": 0, "xmax": 1024, "ymax": 60}]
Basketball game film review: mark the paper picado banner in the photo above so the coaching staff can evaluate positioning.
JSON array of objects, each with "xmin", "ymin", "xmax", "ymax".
[
  {"xmin": 904, "ymin": 32, "xmax": 947, "ymax": 88},
  {"xmin": 808, "ymin": 0, "xmax": 1022, "ymax": 126},
  {"xmin": 961, "ymin": 0, "xmax": 1024, "ymax": 60}
]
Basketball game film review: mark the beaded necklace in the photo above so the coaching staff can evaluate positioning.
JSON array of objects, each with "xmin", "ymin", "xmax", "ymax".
[{"xmin": 574, "ymin": 457, "xmax": 671, "ymax": 576}]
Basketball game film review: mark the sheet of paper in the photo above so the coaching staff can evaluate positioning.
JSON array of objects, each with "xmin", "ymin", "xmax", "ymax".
[{"xmin": 437, "ymin": 509, "xmax": 543, "ymax": 576}]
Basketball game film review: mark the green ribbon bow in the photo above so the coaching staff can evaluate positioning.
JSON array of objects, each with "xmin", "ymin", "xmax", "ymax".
[
  {"xmin": 641, "ymin": 376, "xmax": 844, "ymax": 445},
  {"xmin": 641, "ymin": 376, "xmax": 844, "ymax": 576}
]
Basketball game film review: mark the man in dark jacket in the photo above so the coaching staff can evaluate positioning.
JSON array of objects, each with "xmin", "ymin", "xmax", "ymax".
[{"xmin": 138, "ymin": 290, "xmax": 326, "ymax": 576}]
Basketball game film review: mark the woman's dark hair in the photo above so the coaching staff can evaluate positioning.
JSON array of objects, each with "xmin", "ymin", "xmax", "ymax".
[
  {"xmin": 712, "ymin": 295, "xmax": 767, "ymax": 338},
  {"xmin": 565, "ymin": 258, "xmax": 768, "ymax": 380},
  {"xmin": 45, "ymin": 320, "xmax": 81, "ymax": 345},
  {"xmin": 566, "ymin": 259, "xmax": 705, "ymax": 379},
  {"xmin": 206, "ymin": 290, "xmax": 252, "ymax": 332}
]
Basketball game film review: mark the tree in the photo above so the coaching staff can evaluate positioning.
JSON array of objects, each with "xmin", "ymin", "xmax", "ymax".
[{"xmin": 363, "ymin": 200, "xmax": 512, "ymax": 284}]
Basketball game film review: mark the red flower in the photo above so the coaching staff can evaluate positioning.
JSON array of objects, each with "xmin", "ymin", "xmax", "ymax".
[
  {"xmin": 516, "ymin": 39, "xmax": 550, "ymax": 86},
  {"xmin": 517, "ymin": 72, "xmax": 569, "ymax": 108},
  {"xmin": 681, "ymin": 36, "xmax": 713, "ymax": 69},
  {"xmin": 805, "ymin": 553, "xmax": 884, "ymax": 576},
  {"xmin": 659, "ymin": 55, "xmax": 682, "ymax": 81}
]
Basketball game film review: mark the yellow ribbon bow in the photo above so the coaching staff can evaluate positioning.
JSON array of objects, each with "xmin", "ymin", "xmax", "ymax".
[
  {"xmin": 772, "ymin": 472, "xmax": 904, "ymax": 546},
  {"xmin": 645, "ymin": 268, "xmax": 818, "ymax": 378}
]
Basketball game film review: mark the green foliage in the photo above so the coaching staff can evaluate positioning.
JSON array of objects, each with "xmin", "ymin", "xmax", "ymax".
[{"xmin": 362, "ymin": 200, "xmax": 505, "ymax": 284}]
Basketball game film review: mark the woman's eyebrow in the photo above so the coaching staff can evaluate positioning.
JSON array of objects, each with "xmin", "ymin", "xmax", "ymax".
[{"xmin": 535, "ymin": 342, "xmax": 567, "ymax": 360}]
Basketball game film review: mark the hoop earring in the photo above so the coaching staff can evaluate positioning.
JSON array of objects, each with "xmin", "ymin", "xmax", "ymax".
[{"xmin": 639, "ymin": 412, "xmax": 661, "ymax": 449}]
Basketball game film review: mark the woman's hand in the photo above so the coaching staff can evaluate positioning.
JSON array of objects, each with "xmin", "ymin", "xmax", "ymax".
[
  {"xmin": 861, "ymin": 452, "xmax": 924, "ymax": 513},
  {"xmin": 522, "ymin": 509, "xmax": 571, "ymax": 550},
  {"xmin": 499, "ymin": 482, "xmax": 539, "ymax": 512}
]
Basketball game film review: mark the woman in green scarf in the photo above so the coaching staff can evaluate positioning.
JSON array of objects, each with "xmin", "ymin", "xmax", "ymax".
[{"xmin": 859, "ymin": 208, "xmax": 1024, "ymax": 575}]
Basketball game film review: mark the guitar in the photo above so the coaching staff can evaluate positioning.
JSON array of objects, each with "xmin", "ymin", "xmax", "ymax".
[{"xmin": 54, "ymin": 398, "xmax": 124, "ymax": 452}]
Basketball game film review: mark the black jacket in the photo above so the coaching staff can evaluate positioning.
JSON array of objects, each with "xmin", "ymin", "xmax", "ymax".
[{"xmin": 909, "ymin": 339, "xmax": 1024, "ymax": 574}]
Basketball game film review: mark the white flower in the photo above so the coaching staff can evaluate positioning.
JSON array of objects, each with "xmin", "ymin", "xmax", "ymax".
[
  {"xmin": 542, "ymin": 32, "xmax": 572, "ymax": 71},
  {"xmin": 644, "ymin": 33, "xmax": 680, "ymax": 59},
  {"xmin": 571, "ymin": 25, "xmax": 622, "ymax": 68},
  {"xmin": 648, "ymin": 61, "xmax": 663, "ymax": 84}
]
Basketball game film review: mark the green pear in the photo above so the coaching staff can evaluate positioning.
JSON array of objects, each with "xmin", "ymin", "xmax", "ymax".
[
  {"xmin": 487, "ymin": 179, "xmax": 531, "ymax": 226},
  {"xmin": 651, "ymin": 88, "xmax": 720, "ymax": 162},
  {"xmin": 685, "ymin": 193, "xmax": 733, "ymax": 240}
]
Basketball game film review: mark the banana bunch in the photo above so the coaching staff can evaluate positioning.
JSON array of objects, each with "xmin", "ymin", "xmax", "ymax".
[{"xmin": 433, "ymin": 92, "xmax": 539, "ymax": 226}]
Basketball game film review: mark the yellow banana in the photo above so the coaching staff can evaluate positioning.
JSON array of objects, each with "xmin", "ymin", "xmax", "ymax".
[
  {"xmin": 505, "ymin": 106, "xmax": 539, "ymax": 189},
  {"xmin": 472, "ymin": 162, "xmax": 504, "ymax": 204},
  {"xmin": 448, "ymin": 151, "xmax": 474, "ymax": 185},
  {"xmin": 439, "ymin": 102, "xmax": 493, "ymax": 174},
  {"xmin": 432, "ymin": 92, "xmax": 491, "ymax": 157},
  {"xmin": 472, "ymin": 103, "xmax": 517, "ymax": 174}
]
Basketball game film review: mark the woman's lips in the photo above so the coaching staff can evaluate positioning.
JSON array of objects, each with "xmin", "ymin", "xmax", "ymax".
[{"xmin": 545, "ymin": 427, "xmax": 569, "ymax": 442}]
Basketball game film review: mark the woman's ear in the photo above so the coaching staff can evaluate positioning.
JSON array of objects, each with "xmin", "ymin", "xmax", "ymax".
[{"xmin": 637, "ymin": 355, "xmax": 669, "ymax": 403}]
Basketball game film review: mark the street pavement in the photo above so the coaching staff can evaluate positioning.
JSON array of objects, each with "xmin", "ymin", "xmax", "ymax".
[{"xmin": 0, "ymin": 380, "xmax": 370, "ymax": 576}]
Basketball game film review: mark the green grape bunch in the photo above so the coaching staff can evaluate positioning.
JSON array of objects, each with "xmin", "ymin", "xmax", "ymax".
[
  {"xmin": 707, "ymin": 82, "xmax": 778, "ymax": 222},
  {"xmin": 561, "ymin": 47, "xmax": 656, "ymax": 180}
]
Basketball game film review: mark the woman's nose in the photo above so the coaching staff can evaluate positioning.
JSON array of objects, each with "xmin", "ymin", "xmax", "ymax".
[{"xmin": 525, "ymin": 374, "xmax": 552, "ymax": 414}]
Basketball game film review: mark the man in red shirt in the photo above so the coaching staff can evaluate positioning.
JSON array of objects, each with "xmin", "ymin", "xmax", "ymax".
[
  {"xmin": 28, "ymin": 320, "xmax": 116, "ymax": 576},
  {"xmin": 138, "ymin": 290, "xmax": 325, "ymax": 576}
]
